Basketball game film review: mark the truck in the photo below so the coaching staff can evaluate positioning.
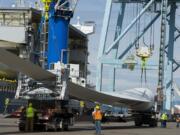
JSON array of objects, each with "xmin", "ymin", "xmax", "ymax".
[
  {"xmin": 18, "ymin": 99, "xmax": 74, "ymax": 131},
  {"xmin": 17, "ymin": 61, "xmax": 88, "ymax": 131}
]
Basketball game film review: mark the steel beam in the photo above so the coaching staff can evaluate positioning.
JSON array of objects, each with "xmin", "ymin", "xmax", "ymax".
[
  {"xmin": 105, "ymin": 0, "xmax": 155, "ymax": 54},
  {"xmin": 164, "ymin": 2, "xmax": 176, "ymax": 111},
  {"xmin": 113, "ymin": 0, "xmax": 180, "ymax": 3},
  {"xmin": 166, "ymin": 18, "xmax": 180, "ymax": 41},
  {"xmin": 164, "ymin": 49, "xmax": 180, "ymax": 72},
  {"xmin": 157, "ymin": 0, "xmax": 168, "ymax": 112},
  {"xmin": 96, "ymin": 0, "xmax": 112, "ymax": 91},
  {"xmin": 118, "ymin": 12, "xmax": 160, "ymax": 59},
  {"xmin": 100, "ymin": 58, "xmax": 158, "ymax": 70},
  {"xmin": 173, "ymin": 64, "xmax": 180, "ymax": 72},
  {"xmin": 109, "ymin": 3, "xmax": 126, "ymax": 92},
  {"xmin": 164, "ymin": 23, "xmax": 180, "ymax": 72},
  {"xmin": 100, "ymin": 58, "xmax": 123, "ymax": 65}
]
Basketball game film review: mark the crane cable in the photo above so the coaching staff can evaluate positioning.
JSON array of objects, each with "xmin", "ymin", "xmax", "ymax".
[
  {"xmin": 134, "ymin": 3, "xmax": 147, "ymax": 86},
  {"xmin": 135, "ymin": 3, "xmax": 140, "ymax": 50},
  {"xmin": 141, "ymin": 12, "xmax": 155, "ymax": 85},
  {"xmin": 142, "ymin": 13, "xmax": 147, "ymax": 86},
  {"xmin": 150, "ymin": 12, "xmax": 155, "ymax": 52},
  {"xmin": 140, "ymin": 10, "xmax": 149, "ymax": 86}
]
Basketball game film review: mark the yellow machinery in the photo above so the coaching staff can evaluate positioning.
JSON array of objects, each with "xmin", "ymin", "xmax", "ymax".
[{"xmin": 41, "ymin": 0, "xmax": 52, "ymax": 20}]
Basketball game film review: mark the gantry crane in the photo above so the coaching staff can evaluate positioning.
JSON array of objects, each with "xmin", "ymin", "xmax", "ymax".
[{"xmin": 96, "ymin": 0, "xmax": 180, "ymax": 115}]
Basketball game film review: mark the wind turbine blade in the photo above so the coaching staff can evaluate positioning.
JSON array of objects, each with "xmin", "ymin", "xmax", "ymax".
[{"xmin": 0, "ymin": 48, "xmax": 56, "ymax": 82}]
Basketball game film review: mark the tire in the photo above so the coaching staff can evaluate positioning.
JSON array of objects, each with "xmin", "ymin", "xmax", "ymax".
[
  {"xmin": 149, "ymin": 120, "xmax": 157, "ymax": 127},
  {"xmin": 44, "ymin": 125, "xmax": 49, "ymax": 131},
  {"xmin": 18, "ymin": 121, "xmax": 25, "ymax": 132},
  {"xmin": 62, "ymin": 124, "xmax": 69, "ymax": 131},
  {"xmin": 19, "ymin": 125, "xmax": 25, "ymax": 132},
  {"xmin": 135, "ymin": 120, "xmax": 142, "ymax": 127}
]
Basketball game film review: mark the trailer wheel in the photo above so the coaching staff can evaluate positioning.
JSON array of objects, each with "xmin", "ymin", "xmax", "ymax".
[
  {"xmin": 18, "ymin": 123, "xmax": 25, "ymax": 132},
  {"xmin": 62, "ymin": 124, "xmax": 69, "ymax": 131},
  {"xmin": 135, "ymin": 120, "xmax": 142, "ymax": 127},
  {"xmin": 44, "ymin": 125, "xmax": 49, "ymax": 131},
  {"xmin": 149, "ymin": 120, "xmax": 157, "ymax": 127},
  {"xmin": 19, "ymin": 126, "xmax": 25, "ymax": 132}
]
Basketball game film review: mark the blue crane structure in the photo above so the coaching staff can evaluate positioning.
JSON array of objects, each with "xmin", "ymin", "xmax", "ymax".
[
  {"xmin": 96, "ymin": 0, "xmax": 179, "ymax": 113},
  {"xmin": 40, "ymin": 0, "xmax": 77, "ymax": 68},
  {"xmin": 48, "ymin": 0, "xmax": 72, "ymax": 67}
]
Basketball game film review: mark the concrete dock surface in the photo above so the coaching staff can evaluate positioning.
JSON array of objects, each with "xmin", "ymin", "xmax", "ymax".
[{"xmin": 0, "ymin": 116, "xmax": 179, "ymax": 135}]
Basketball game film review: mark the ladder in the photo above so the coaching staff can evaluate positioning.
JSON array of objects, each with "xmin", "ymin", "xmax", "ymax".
[
  {"xmin": 157, "ymin": 0, "xmax": 168, "ymax": 112},
  {"xmin": 39, "ymin": 18, "xmax": 48, "ymax": 69},
  {"xmin": 15, "ymin": 73, "xmax": 29, "ymax": 98}
]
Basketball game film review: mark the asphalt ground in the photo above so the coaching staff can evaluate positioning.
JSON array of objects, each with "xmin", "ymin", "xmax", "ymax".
[{"xmin": 0, "ymin": 116, "xmax": 179, "ymax": 135}]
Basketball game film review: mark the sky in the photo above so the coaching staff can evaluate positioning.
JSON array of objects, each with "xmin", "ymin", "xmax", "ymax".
[
  {"xmin": 0, "ymin": 0, "xmax": 180, "ymax": 101},
  {"xmin": 72, "ymin": 0, "xmax": 180, "ymax": 102}
]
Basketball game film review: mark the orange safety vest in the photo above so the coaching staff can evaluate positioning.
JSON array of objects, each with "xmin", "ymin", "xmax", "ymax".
[
  {"xmin": 176, "ymin": 117, "xmax": 180, "ymax": 122},
  {"xmin": 92, "ymin": 110, "xmax": 102, "ymax": 120}
]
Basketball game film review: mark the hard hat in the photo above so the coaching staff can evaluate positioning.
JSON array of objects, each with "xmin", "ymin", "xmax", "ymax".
[
  {"xmin": 95, "ymin": 105, "xmax": 100, "ymax": 110},
  {"xmin": 29, "ymin": 103, "xmax": 32, "ymax": 107}
]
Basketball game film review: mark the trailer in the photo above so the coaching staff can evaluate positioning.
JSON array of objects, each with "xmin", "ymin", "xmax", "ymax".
[{"xmin": 18, "ymin": 99, "xmax": 74, "ymax": 131}]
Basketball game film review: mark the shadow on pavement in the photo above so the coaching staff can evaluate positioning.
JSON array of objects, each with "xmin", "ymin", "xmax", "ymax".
[
  {"xmin": 0, "ymin": 125, "xmax": 155, "ymax": 134},
  {"xmin": 68, "ymin": 125, "xmax": 153, "ymax": 132},
  {"xmin": 0, "ymin": 132, "xmax": 39, "ymax": 135}
]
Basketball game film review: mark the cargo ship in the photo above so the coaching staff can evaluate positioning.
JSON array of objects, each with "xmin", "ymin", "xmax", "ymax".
[{"xmin": 0, "ymin": 6, "xmax": 89, "ymax": 113}]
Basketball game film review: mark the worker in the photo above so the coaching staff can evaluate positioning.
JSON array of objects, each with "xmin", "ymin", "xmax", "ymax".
[
  {"xmin": 92, "ymin": 105, "xmax": 103, "ymax": 135},
  {"xmin": 26, "ymin": 103, "xmax": 36, "ymax": 132},
  {"xmin": 3, "ymin": 98, "xmax": 10, "ymax": 115},
  {"xmin": 35, "ymin": 1, "xmax": 39, "ymax": 9},
  {"xmin": 160, "ymin": 112, "xmax": 168, "ymax": 128},
  {"xmin": 176, "ymin": 115, "xmax": 180, "ymax": 128},
  {"xmin": 80, "ymin": 101, "xmax": 85, "ymax": 116},
  {"xmin": 20, "ymin": 106, "xmax": 26, "ymax": 120},
  {"xmin": 141, "ymin": 57, "xmax": 147, "ymax": 84}
]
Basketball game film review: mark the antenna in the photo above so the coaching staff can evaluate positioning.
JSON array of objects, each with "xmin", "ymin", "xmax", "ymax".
[
  {"xmin": 77, "ymin": 16, "xmax": 81, "ymax": 26},
  {"xmin": 16, "ymin": 0, "xmax": 25, "ymax": 7}
]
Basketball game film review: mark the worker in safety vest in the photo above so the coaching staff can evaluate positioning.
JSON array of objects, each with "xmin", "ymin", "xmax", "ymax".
[
  {"xmin": 26, "ymin": 103, "xmax": 36, "ymax": 132},
  {"xmin": 141, "ymin": 57, "xmax": 147, "ymax": 84},
  {"xmin": 92, "ymin": 105, "xmax": 103, "ymax": 135},
  {"xmin": 176, "ymin": 115, "xmax": 180, "ymax": 128},
  {"xmin": 3, "ymin": 98, "xmax": 10, "ymax": 115},
  {"xmin": 160, "ymin": 112, "xmax": 168, "ymax": 128},
  {"xmin": 80, "ymin": 101, "xmax": 85, "ymax": 116}
]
